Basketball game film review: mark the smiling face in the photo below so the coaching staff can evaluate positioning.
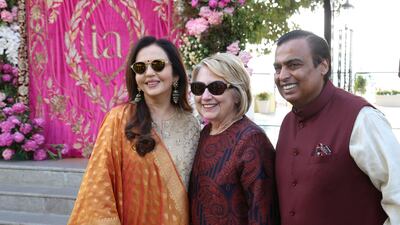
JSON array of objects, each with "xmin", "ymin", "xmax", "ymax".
[
  {"xmin": 193, "ymin": 66, "xmax": 238, "ymax": 126},
  {"xmin": 274, "ymin": 38, "xmax": 328, "ymax": 108},
  {"xmin": 135, "ymin": 44, "xmax": 178, "ymax": 102}
]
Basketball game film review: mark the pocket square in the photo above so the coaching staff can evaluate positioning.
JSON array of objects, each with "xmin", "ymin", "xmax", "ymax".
[{"xmin": 312, "ymin": 143, "xmax": 332, "ymax": 157}]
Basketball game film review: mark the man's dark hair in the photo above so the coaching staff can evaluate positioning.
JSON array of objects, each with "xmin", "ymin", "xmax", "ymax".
[{"xmin": 277, "ymin": 30, "xmax": 331, "ymax": 82}]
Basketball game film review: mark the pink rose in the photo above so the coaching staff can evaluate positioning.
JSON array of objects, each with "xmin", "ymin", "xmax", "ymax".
[
  {"xmin": 223, "ymin": 7, "xmax": 235, "ymax": 15},
  {"xmin": 2, "ymin": 64, "xmax": 12, "ymax": 73},
  {"xmin": 199, "ymin": 6, "xmax": 212, "ymax": 18},
  {"xmin": 32, "ymin": 133, "xmax": 45, "ymax": 145},
  {"xmin": 1, "ymin": 10, "xmax": 13, "ymax": 23},
  {"xmin": 33, "ymin": 149, "xmax": 47, "ymax": 161},
  {"xmin": 2, "ymin": 74, "xmax": 12, "ymax": 82},
  {"xmin": 20, "ymin": 123, "xmax": 32, "ymax": 134},
  {"xmin": 238, "ymin": 0, "xmax": 246, "ymax": 5},
  {"xmin": 226, "ymin": 41, "xmax": 240, "ymax": 55},
  {"xmin": 12, "ymin": 102, "xmax": 26, "ymax": 114},
  {"xmin": 191, "ymin": 0, "xmax": 198, "ymax": 8},
  {"xmin": 0, "ymin": 132, "xmax": 14, "ymax": 147},
  {"xmin": 11, "ymin": 6, "xmax": 17, "ymax": 19},
  {"xmin": 22, "ymin": 140, "xmax": 39, "ymax": 151},
  {"xmin": 33, "ymin": 118, "xmax": 45, "ymax": 128},
  {"xmin": 2, "ymin": 107, "xmax": 13, "ymax": 115},
  {"xmin": 13, "ymin": 132, "xmax": 25, "ymax": 143},
  {"xmin": 238, "ymin": 51, "xmax": 252, "ymax": 65},
  {"xmin": 61, "ymin": 144, "xmax": 70, "ymax": 155},
  {"xmin": 0, "ymin": 120, "xmax": 15, "ymax": 133},
  {"xmin": 0, "ymin": 0, "xmax": 7, "ymax": 9},
  {"xmin": 218, "ymin": 1, "xmax": 227, "ymax": 8},
  {"xmin": 7, "ymin": 115, "xmax": 21, "ymax": 125},
  {"xmin": 11, "ymin": 67, "xmax": 18, "ymax": 76},
  {"xmin": 185, "ymin": 17, "xmax": 209, "ymax": 36},
  {"xmin": 207, "ymin": 11, "xmax": 223, "ymax": 25},
  {"xmin": 2, "ymin": 149, "xmax": 15, "ymax": 160},
  {"xmin": 208, "ymin": 0, "xmax": 218, "ymax": 8}
]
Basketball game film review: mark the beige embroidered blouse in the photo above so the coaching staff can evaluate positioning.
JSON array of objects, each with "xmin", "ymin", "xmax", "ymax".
[{"xmin": 152, "ymin": 110, "xmax": 200, "ymax": 189}]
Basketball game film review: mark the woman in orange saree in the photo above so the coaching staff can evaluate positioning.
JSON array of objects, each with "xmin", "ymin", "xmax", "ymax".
[{"xmin": 67, "ymin": 36, "xmax": 200, "ymax": 225}]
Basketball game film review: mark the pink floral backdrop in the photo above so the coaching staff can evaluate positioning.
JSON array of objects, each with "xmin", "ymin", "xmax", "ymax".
[{"xmin": 26, "ymin": 0, "xmax": 175, "ymax": 157}]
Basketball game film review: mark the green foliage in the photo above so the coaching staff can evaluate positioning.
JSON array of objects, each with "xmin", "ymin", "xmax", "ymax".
[
  {"xmin": 256, "ymin": 92, "xmax": 270, "ymax": 101},
  {"xmin": 376, "ymin": 90, "xmax": 400, "ymax": 96},
  {"xmin": 354, "ymin": 75, "xmax": 367, "ymax": 94},
  {"xmin": 176, "ymin": 0, "xmax": 323, "ymax": 67}
]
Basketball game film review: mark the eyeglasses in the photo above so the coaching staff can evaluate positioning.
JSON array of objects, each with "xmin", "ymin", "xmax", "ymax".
[
  {"xmin": 190, "ymin": 81, "xmax": 233, "ymax": 96},
  {"xmin": 130, "ymin": 59, "xmax": 169, "ymax": 74}
]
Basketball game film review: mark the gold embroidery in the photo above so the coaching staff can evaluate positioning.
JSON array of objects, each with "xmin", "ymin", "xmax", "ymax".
[
  {"xmin": 152, "ymin": 131, "xmax": 189, "ymax": 225},
  {"xmin": 80, "ymin": 0, "xmax": 131, "ymax": 85},
  {"xmin": 90, "ymin": 217, "xmax": 121, "ymax": 225},
  {"xmin": 47, "ymin": 0, "xmax": 63, "ymax": 24},
  {"xmin": 152, "ymin": 0, "xmax": 169, "ymax": 22},
  {"xmin": 42, "ymin": 78, "xmax": 95, "ymax": 157},
  {"xmin": 65, "ymin": 0, "xmax": 146, "ymax": 111}
]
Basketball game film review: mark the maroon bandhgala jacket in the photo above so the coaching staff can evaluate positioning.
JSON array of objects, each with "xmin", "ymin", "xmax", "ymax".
[{"xmin": 276, "ymin": 81, "xmax": 387, "ymax": 225}]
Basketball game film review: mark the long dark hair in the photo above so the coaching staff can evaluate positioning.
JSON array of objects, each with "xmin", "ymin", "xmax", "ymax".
[{"xmin": 124, "ymin": 36, "xmax": 192, "ymax": 156}]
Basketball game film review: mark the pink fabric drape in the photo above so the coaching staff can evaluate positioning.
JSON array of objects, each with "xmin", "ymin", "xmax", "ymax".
[{"xmin": 27, "ymin": 0, "xmax": 175, "ymax": 157}]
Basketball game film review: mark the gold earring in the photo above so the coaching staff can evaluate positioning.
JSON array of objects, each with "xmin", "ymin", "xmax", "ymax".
[
  {"xmin": 134, "ymin": 88, "xmax": 142, "ymax": 103},
  {"xmin": 172, "ymin": 81, "xmax": 179, "ymax": 104}
]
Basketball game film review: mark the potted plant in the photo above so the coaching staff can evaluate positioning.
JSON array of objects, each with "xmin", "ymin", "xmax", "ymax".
[
  {"xmin": 354, "ymin": 75, "xmax": 367, "ymax": 95},
  {"xmin": 255, "ymin": 92, "xmax": 272, "ymax": 114},
  {"xmin": 375, "ymin": 89, "xmax": 400, "ymax": 107}
]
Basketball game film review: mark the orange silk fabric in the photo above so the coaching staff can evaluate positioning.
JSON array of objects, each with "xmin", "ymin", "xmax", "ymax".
[{"xmin": 67, "ymin": 104, "xmax": 189, "ymax": 225}]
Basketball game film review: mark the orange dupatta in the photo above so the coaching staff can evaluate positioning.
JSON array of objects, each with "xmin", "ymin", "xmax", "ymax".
[{"xmin": 67, "ymin": 104, "xmax": 189, "ymax": 225}]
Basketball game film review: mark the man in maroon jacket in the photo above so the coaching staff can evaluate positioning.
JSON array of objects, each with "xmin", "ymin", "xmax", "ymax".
[{"xmin": 273, "ymin": 30, "xmax": 400, "ymax": 225}]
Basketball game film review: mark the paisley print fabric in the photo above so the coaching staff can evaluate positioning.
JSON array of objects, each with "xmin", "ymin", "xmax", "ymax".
[{"xmin": 189, "ymin": 116, "xmax": 280, "ymax": 225}]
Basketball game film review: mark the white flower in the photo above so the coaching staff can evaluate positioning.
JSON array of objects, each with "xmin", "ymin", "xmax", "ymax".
[{"xmin": 0, "ymin": 24, "xmax": 20, "ymax": 65}]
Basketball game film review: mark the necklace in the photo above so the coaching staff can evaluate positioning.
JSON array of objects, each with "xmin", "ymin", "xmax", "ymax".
[
  {"xmin": 210, "ymin": 116, "xmax": 243, "ymax": 135},
  {"xmin": 151, "ymin": 108, "xmax": 178, "ymax": 134}
]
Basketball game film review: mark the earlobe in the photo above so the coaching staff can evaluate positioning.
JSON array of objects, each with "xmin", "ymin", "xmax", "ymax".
[{"xmin": 319, "ymin": 59, "xmax": 329, "ymax": 76}]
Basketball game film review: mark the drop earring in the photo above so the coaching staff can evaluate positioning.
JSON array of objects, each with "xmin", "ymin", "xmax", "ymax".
[
  {"xmin": 134, "ymin": 88, "xmax": 142, "ymax": 103},
  {"xmin": 172, "ymin": 81, "xmax": 179, "ymax": 104}
]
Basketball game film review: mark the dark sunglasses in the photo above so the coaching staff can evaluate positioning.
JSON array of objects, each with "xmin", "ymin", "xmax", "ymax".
[
  {"xmin": 190, "ymin": 81, "xmax": 233, "ymax": 96},
  {"xmin": 130, "ymin": 59, "xmax": 169, "ymax": 74}
]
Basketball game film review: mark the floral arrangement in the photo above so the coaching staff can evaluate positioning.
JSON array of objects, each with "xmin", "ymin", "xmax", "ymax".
[
  {"xmin": 0, "ymin": 0, "xmax": 18, "ymax": 25},
  {"xmin": 0, "ymin": 63, "xmax": 46, "ymax": 160},
  {"xmin": 176, "ymin": 0, "xmax": 319, "ymax": 71},
  {"xmin": 0, "ymin": 20, "xmax": 20, "ymax": 65},
  {"xmin": 0, "ymin": 0, "xmax": 68, "ymax": 160},
  {"xmin": 178, "ymin": 0, "xmax": 252, "ymax": 70}
]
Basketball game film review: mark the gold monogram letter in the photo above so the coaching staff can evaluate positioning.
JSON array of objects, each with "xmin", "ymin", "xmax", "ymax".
[{"xmin": 91, "ymin": 25, "xmax": 122, "ymax": 59}]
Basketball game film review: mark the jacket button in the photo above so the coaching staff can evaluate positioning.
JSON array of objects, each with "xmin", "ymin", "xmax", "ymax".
[
  {"xmin": 289, "ymin": 211, "xmax": 295, "ymax": 216},
  {"xmin": 292, "ymin": 180, "xmax": 297, "ymax": 187},
  {"xmin": 298, "ymin": 122, "xmax": 304, "ymax": 128},
  {"xmin": 293, "ymin": 150, "xmax": 299, "ymax": 156}
]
